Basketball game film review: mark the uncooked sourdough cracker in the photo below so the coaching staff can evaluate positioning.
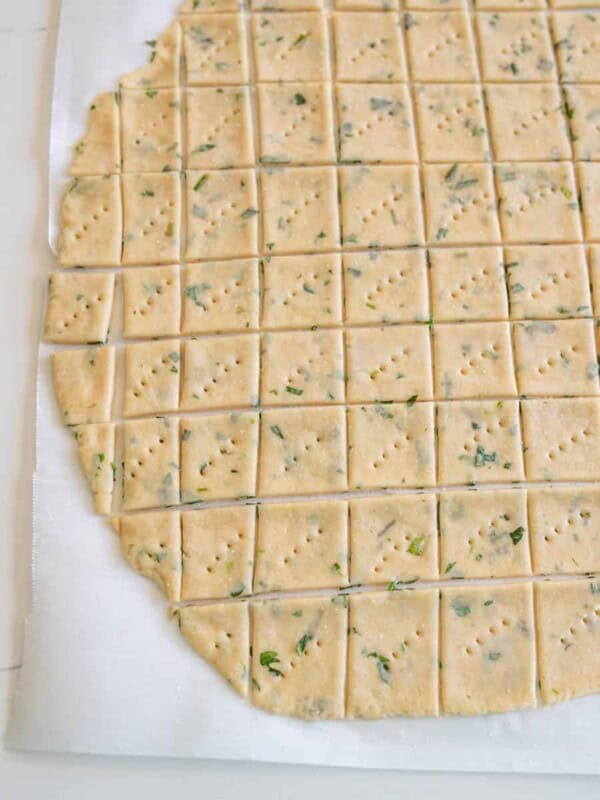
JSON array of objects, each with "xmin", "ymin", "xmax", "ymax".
[
  {"xmin": 182, "ymin": 13, "xmax": 249, "ymax": 85},
  {"xmin": 476, "ymin": 12, "xmax": 556, "ymax": 82},
  {"xmin": 122, "ymin": 172, "xmax": 181, "ymax": 265},
  {"xmin": 182, "ymin": 259, "xmax": 260, "ymax": 334},
  {"xmin": 72, "ymin": 423, "xmax": 116, "ymax": 515},
  {"xmin": 563, "ymin": 85, "xmax": 600, "ymax": 161},
  {"xmin": 44, "ymin": 271, "xmax": 115, "ymax": 344},
  {"xmin": 121, "ymin": 88, "xmax": 182, "ymax": 174},
  {"xmin": 122, "ymin": 265, "xmax": 181, "ymax": 339},
  {"xmin": 121, "ymin": 22, "xmax": 181, "ymax": 89},
  {"xmin": 122, "ymin": 416, "xmax": 180, "ymax": 511},
  {"xmin": 123, "ymin": 339, "xmax": 182, "ymax": 417},
  {"xmin": 552, "ymin": 11, "xmax": 600, "ymax": 83},
  {"xmin": 119, "ymin": 511, "xmax": 182, "ymax": 601},
  {"xmin": 187, "ymin": 87, "xmax": 254, "ymax": 169},
  {"xmin": 252, "ymin": 12, "xmax": 330, "ymax": 82},
  {"xmin": 405, "ymin": 11, "xmax": 477, "ymax": 82},
  {"xmin": 70, "ymin": 93, "xmax": 120, "ymax": 176},
  {"xmin": 52, "ymin": 346, "xmax": 115, "ymax": 425},
  {"xmin": 334, "ymin": 13, "xmax": 406, "ymax": 82}
]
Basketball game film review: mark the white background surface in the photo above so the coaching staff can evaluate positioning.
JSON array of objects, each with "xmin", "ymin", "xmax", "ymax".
[{"xmin": 1, "ymin": 0, "xmax": 600, "ymax": 794}]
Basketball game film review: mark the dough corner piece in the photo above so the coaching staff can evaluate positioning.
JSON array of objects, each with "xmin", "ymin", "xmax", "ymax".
[
  {"xmin": 72, "ymin": 423, "xmax": 116, "ymax": 515},
  {"xmin": 69, "ymin": 92, "xmax": 120, "ymax": 176},
  {"xmin": 176, "ymin": 602, "xmax": 250, "ymax": 698},
  {"xmin": 51, "ymin": 346, "xmax": 115, "ymax": 425},
  {"xmin": 120, "ymin": 511, "xmax": 182, "ymax": 602},
  {"xmin": 120, "ymin": 22, "xmax": 182, "ymax": 89}
]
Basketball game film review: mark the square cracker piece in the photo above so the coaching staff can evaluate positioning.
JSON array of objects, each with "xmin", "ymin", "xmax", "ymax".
[
  {"xmin": 57, "ymin": 176, "xmax": 122, "ymax": 267},
  {"xmin": 121, "ymin": 88, "xmax": 182, "ymax": 174},
  {"xmin": 345, "ymin": 325, "xmax": 433, "ymax": 403},
  {"xmin": 124, "ymin": 339, "xmax": 182, "ymax": 418},
  {"xmin": 535, "ymin": 579, "xmax": 600, "ymax": 706},
  {"xmin": 254, "ymin": 500, "xmax": 349, "ymax": 592},
  {"xmin": 343, "ymin": 249, "xmax": 429, "ymax": 325},
  {"xmin": 52, "ymin": 346, "xmax": 115, "ymax": 425},
  {"xmin": 251, "ymin": 595, "xmax": 347, "ymax": 720},
  {"xmin": 122, "ymin": 172, "xmax": 181, "ymax": 265},
  {"xmin": 347, "ymin": 402, "xmax": 435, "ymax": 490},
  {"xmin": 120, "ymin": 22, "xmax": 181, "ymax": 89},
  {"xmin": 432, "ymin": 321, "xmax": 517, "ymax": 400},
  {"xmin": 123, "ymin": 417, "xmax": 180, "ymax": 511},
  {"xmin": 44, "ymin": 272, "xmax": 115, "ymax": 344},
  {"xmin": 495, "ymin": 162, "xmax": 582, "ymax": 244},
  {"xmin": 180, "ymin": 334, "xmax": 260, "ymax": 410},
  {"xmin": 439, "ymin": 489, "xmax": 530, "ymax": 580},
  {"xmin": 261, "ymin": 166, "xmax": 339, "ymax": 254},
  {"xmin": 261, "ymin": 253, "xmax": 342, "ymax": 329},
  {"xmin": 563, "ymin": 85, "xmax": 600, "ymax": 161},
  {"xmin": 552, "ymin": 12, "xmax": 600, "ymax": 82},
  {"xmin": 260, "ymin": 329, "xmax": 345, "ymax": 405},
  {"xmin": 347, "ymin": 590, "xmax": 439, "ymax": 719},
  {"xmin": 182, "ymin": 259, "xmax": 259, "ymax": 334},
  {"xmin": 521, "ymin": 398, "xmax": 600, "ymax": 481},
  {"xmin": 252, "ymin": 13, "xmax": 330, "ymax": 82},
  {"xmin": 529, "ymin": 487, "xmax": 600, "ymax": 575},
  {"xmin": 405, "ymin": 11, "xmax": 477, "ymax": 82},
  {"xmin": 187, "ymin": 87, "xmax": 254, "ymax": 169},
  {"xmin": 186, "ymin": 169, "xmax": 258, "ymax": 261},
  {"xmin": 339, "ymin": 165, "xmax": 424, "ymax": 249},
  {"xmin": 70, "ymin": 93, "xmax": 120, "ymax": 176},
  {"xmin": 436, "ymin": 400, "xmax": 525, "ymax": 485},
  {"xmin": 181, "ymin": 505, "xmax": 255, "ymax": 600},
  {"xmin": 73, "ymin": 423, "xmax": 116, "ymax": 515},
  {"xmin": 513, "ymin": 319, "xmax": 599, "ymax": 397},
  {"xmin": 259, "ymin": 406, "xmax": 347, "ymax": 496},
  {"xmin": 119, "ymin": 511, "xmax": 181, "ymax": 601},
  {"xmin": 349, "ymin": 494, "xmax": 438, "ymax": 584},
  {"xmin": 476, "ymin": 12, "xmax": 556, "ymax": 81},
  {"xmin": 577, "ymin": 163, "xmax": 600, "ymax": 242},
  {"xmin": 429, "ymin": 246, "xmax": 507, "ymax": 323},
  {"xmin": 182, "ymin": 14, "xmax": 248, "ymax": 85},
  {"xmin": 334, "ymin": 12, "xmax": 406, "ymax": 82},
  {"xmin": 122, "ymin": 265, "xmax": 181, "ymax": 339},
  {"xmin": 180, "ymin": 411, "xmax": 259, "ymax": 503},
  {"xmin": 441, "ymin": 583, "xmax": 536, "ymax": 715}
]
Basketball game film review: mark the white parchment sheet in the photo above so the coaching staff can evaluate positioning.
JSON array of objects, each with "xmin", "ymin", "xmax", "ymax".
[{"xmin": 7, "ymin": 0, "xmax": 600, "ymax": 770}]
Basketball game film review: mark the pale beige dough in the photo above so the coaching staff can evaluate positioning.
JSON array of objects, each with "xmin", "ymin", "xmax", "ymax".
[
  {"xmin": 347, "ymin": 590, "xmax": 439, "ymax": 719},
  {"xmin": 180, "ymin": 0, "xmax": 241, "ymax": 11},
  {"xmin": 182, "ymin": 14, "xmax": 248, "ymax": 85},
  {"xmin": 336, "ymin": 0, "xmax": 399, "ymax": 8},
  {"xmin": 589, "ymin": 246, "xmax": 600, "ymax": 317},
  {"xmin": 180, "ymin": 411, "xmax": 259, "ymax": 503},
  {"xmin": 121, "ymin": 23, "xmax": 181, "ymax": 89},
  {"xmin": 251, "ymin": 595, "xmax": 347, "ymax": 719},
  {"xmin": 119, "ymin": 511, "xmax": 181, "ymax": 601},
  {"xmin": 123, "ymin": 417, "xmax": 180, "ymax": 511},
  {"xmin": 182, "ymin": 259, "xmax": 260, "ymax": 334},
  {"xmin": 349, "ymin": 494, "xmax": 438, "ymax": 583},
  {"xmin": 475, "ymin": 0, "xmax": 544, "ymax": 7},
  {"xmin": 252, "ymin": 0, "xmax": 323, "ymax": 7},
  {"xmin": 52, "ymin": 346, "xmax": 115, "ymax": 425},
  {"xmin": 181, "ymin": 505, "xmax": 255, "ymax": 599},
  {"xmin": 261, "ymin": 329, "xmax": 344, "ymax": 405},
  {"xmin": 122, "ymin": 172, "xmax": 181, "ymax": 265},
  {"xmin": 121, "ymin": 88, "xmax": 182, "ymax": 173},
  {"xmin": 440, "ymin": 583, "xmax": 536, "ymax": 715},
  {"xmin": 122, "ymin": 265, "xmax": 181, "ymax": 339},
  {"xmin": 563, "ymin": 85, "xmax": 600, "ymax": 161},
  {"xmin": 187, "ymin": 87, "xmax": 254, "ymax": 169},
  {"xmin": 476, "ymin": 12, "xmax": 556, "ymax": 81},
  {"xmin": 347, "ymin": 402, "xmax": 435, "ymax": 489},
  {"xmin": 254, "ymin": 500, "xmax": 349, "ymax": 591},
  {"xmin": 124, "ymin": 340, "xmax": 182, "ymax": 417},
  {"xmin": 406, "ymin": 0, "xmax": 465, "ymax": 7},
  {"xmin": 73, "ymin": 423, "xmax": 116, "ymax": 515},
  {"xmin": 552, "ymin": 12, "xmax": 600, "ymax": 82},
  {"xmin": 436, "ymin": 399, "xmax": 525, "ymax": 485},
  {"xmin": 577, "ymin": 163, "xmax": 600, "ymax": 241},
  {"xmin": 334, "ymin": 13, "xmax": 406, "ymax": 82},
  {"xmin": 44, "ymin": 272, "xmax": 115, "ymax": 344},
  {"xmin": 405, "ymin": 11, "xmax": 477, "ymax": 82},
  {"xmin": 252, "ymin": 12, "xmax": 330, "ymax": 82},
  {"xmin": 70, "ymin": 93, "xmax": 120, "ymax": 176}
]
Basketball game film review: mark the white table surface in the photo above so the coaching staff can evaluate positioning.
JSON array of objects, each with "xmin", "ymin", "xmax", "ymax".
[{"xmin": 1, "ymin": 0, "xmax": 599, "ymax": 794}]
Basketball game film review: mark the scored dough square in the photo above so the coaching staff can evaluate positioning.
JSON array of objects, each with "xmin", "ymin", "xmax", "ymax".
[
  {"xmin": 182, "ymin": 259, "xmax": 260, "ymax": 334},
  {"xmin": 254, "ymin": 500, "xmax": 349, "ymax": 591},
  {"xmin": 180, "ymin": 334, "xmax": 260, "ymax": 410},
  {"xmin": 413, "ymin": 83, "xmax": 489, "ymax": 163},
  {"xmin": 119, "ymin": 511, "xmax": 182, "ymax": 602},
  {"xmin": 122, "ymin": 265, "xmax": 181, "ymax": 339},
  {"xmin": 182, "ymin": 14, "xmax": 249, "ymax": 85},
  {"xmin": 334, "ymin": 13, "xmax": 406, "ymax": 82},
  {"xmin": 439, "ymin": 489, "xmax": 530, "ymax": 579},
  {"xmin": 124, "ymin": 339, "xmax": 181, "ymax": 417},
  {"xmin": 440, "ymin": 583, "xmax": 536, "ymax": 715},
  {"xmin": 251, "ymin": 595, "xmax": 347, "ymax": 720},
  {"xmin": 563, "ymin": 85, "xmax": 600, "ymax": 161},
  {"xmin": 51, "ymin": 346, "xmax": 115, "ymax": 425},
  {"xmin": 535, "ymin": 579, "xmax": 600, "ymax": 706},
  {"xmin": 123, "ymin": 417, "xmax": 180, "ymax": 511},
  {"xmin": 186, "ymin": 169, "xmax": 258, "ymax": 260},
  {"xmin": 122, "ymin": 172, "xmax": 181, "ymax": 265},
  {"xmin": 70, "ymin": 92, "xmax": 120, "ymax": 176},
  {"xmin": 347, "ymin": 590, "xmax": 439, "ymax": 719},
  {"xmin": 423, "ymin": 163, "xmax": 500, "ymax": 246},
  {"xmin": 485, "ymin": 84, "xmax": 572, "ymax": 161},
  {"xmin": 339, "ymin": 165, "xmax": 424, "ymax": 249},
  {"xmin": 336, "ymin": 83, "xmax": 417, "ymax": 164},
  {"xmin": 252, "ymin": 12, "xmax": 330, "ymax": 82},
  {"xmin": 552, "ymin": 12, "xmax": 600, "ymax": 82},
  {"xmin": 120, "ymin": 88, "xmax": 182, "ymax": 173},
  {"xmin": 347, "ymin": 402, "xmax": 435, "ymax": 489},
  {"xmin": 476, "ymin": 12, "xmax": 556, "ymax": 81},
  {"xmin": 513, "ymin": 319, "xmax": 599, "ymax": 397},
  {"xmin": 436, "ymin": 400, "xmax": 524, "ymax": 485},
  {"xmin": 261, "ymin": 166, "xmax": 339, "ymax": 254},
  {"xmin": 495, "ymin": 162, "xmax": 582, "ymax": 244},
  {"xmin": 260, "ymin": 329, "xmax": 345, "ymax": 405},
  {"xmin": 345, "ymin": 325, "xmax": 433, "ymax": 402},
  {"xmin": 120, "ymin": 22, "xmax": 181, "ymax": 90},
  {"xmin": 180, "ymin": 411, "xmax": 259, "ymax": 503},
  {"xmin": 261, "ymin": 253, "xmax": 342, "ymax": 329},
  {"xmin": 529, "ymin": 487, "xmax": 600, "ymax": 575},
  {"xmin": 44, "ymin": 272, "xmax": 115, "ymax": 344},
  {"xmin": 349, "ymin": 494, "xmax": 438, "ymax": 583},
  {"xmin": 186, "ymin": 87, "xmax": 254, "ymax": 168},
  {"xmin": 577, "ymin": 163, "xmax": 600, "ymax": 241},
  {"xmin": 521, "ymin": 398, "xmax": 600, "ymax": 481},
  {"xmin": 181, "ymin": 505, "xmax": 255, "ymax": 600},
  {"xmin": 405, "ymin": 11, "xmax": 477, "ymax": 82},
  {"xmin": 57, "ymin": 176, "xmax": 122, "ymax": 267},
  {"xmin": 258, "ymin": 82, "xmax": 335, "ymax": 166},
  {"xmin": 258, "ymin": 406, "xmax": 347, "ymax": 496},
  {"xmin": 343, "ymin": 249, "xmax": 429, "ymax": 325},
  {"xmin": 429, "ymin": 246, "xmax": 507, "ymax": 323},
  {"xmin": 505, "ymin": 245, "xmax": 591, "ymax": 320},
  {"xmin": 432, "ymin": 321, "xmax": 517, "ymax": 400}
]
